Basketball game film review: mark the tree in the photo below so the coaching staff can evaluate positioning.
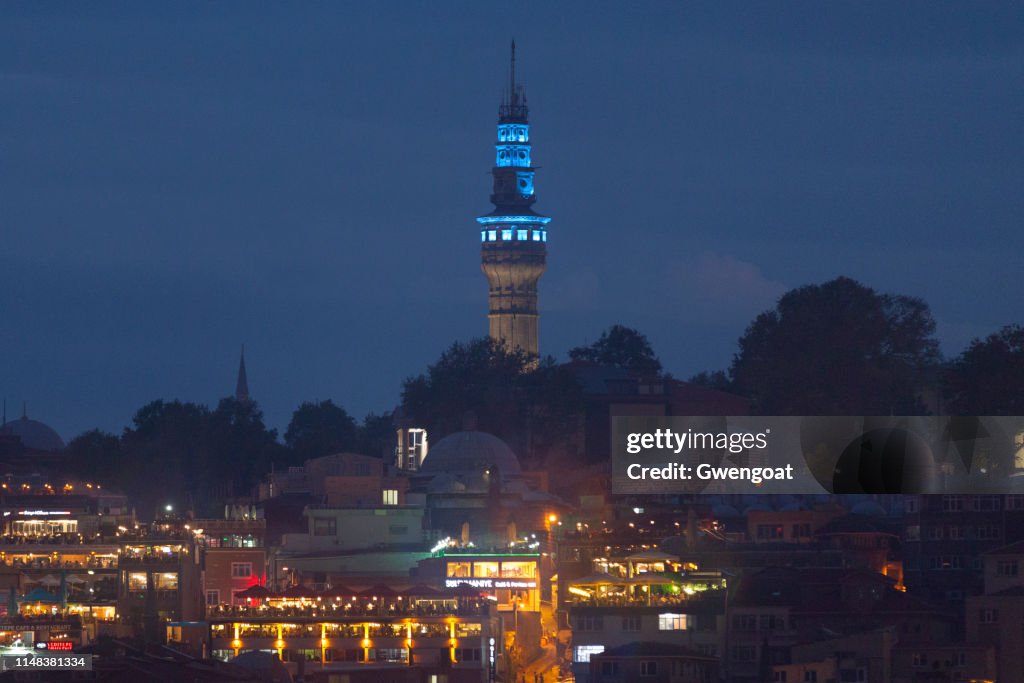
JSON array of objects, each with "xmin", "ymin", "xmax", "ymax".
[
  {"xmin": 729, "ymin": 277, "xmax": 941, "ymax": 415},
  {"xmin": 65, "ymin": 429, "xmax": 122, "ymax": 481},
  {"xmin": 401, "ymin": 338, "xmax": 583, "ymax": 464},
  {"xmin": 944, "ymin": 324, "xmax": 1024, "ymax": 415},
  {"xmin": 358, "ymin": 412, "xmax": 396, "ymax": 459},
  {"xmin": 284, "ymin": 400, "xmax": 359, "ymax": 461},
  {"xmin": 568, "ymin": 325, "xmax": 663, "ymax": 375},
  {"xmin": 687, "ymin": 370, "xmax": 733, "ymax": 392}
]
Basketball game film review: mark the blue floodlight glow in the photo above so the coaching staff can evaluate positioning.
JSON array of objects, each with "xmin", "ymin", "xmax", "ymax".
[
  {"xmin": 532, "ymin": 230, "xmax": 541, "ymax": 241},
  {"xmin": 501, "ymin": 229, "xmax": 513, "ymax": 241},
  {"xmin": 481, "ymin": 231, "xmax": 486, "ymax": 242},
  {"xmin": 476, "ymin": 215, "xmax": 552, "ymax": 226},
  {"xmin": 488, "ymin": 230, "xmax": 497, "ymax": 241},
  {"xmin": 517, "ymin": 229, "xmax": 528, "ymax": 241},
  {"xmin": 516, "ymin": 171, "xmax": 535, "ymax": 197},
  {"xmin": 497, "ymin": 124, "xmax": 529, "ymax": 143},
  {"xmin": 496, "ymin": 145, "xmax": 531, "ymax": 168}
]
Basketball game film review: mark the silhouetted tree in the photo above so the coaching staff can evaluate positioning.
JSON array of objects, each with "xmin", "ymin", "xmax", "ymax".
[
  {"xmin": 284, "ymin": 400, "xmax": 359, "ymax": 461},
  {"xmin": 401, "ymin": 338, "xmax": 583, "ymax": 464},
  {"xmin": 358, "ymin": 412, "xmax": 396, "ymax": 459},
  {"xmin": 65, "ymin": 429, "xmax": 122, "ymax": 481},
  {"xmin": 730, "ymin": 276, "xmax": 941, "ymax": 415},
  {"xmin": 944, "ymin": 324, "xmax": 1024, "ymax": 415},
  {"xmin": 568, "ymin": 325, "xmax": 663, "ymax": 375},
  {"xmin": 687, "ymin": 370, "xmax": 733, "ymax": 392}
]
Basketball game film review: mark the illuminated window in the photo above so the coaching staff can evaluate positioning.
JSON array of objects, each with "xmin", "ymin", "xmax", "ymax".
[
  {"xmin": 480, "ymin": 231, "xmax": 486, "ymax": 242},
  {"xmin": 127, "ymin": 572, "xmax": 147, "ymax": 591},
  {"xmin": 447, "ymin": 562, "xmax": 472, "ymax": 578},
  {"xmin": 658, "ymin": 613, "xmax": 688, "ymax": 630},
  {"xmin": 499, "ymin": 562, "xmax": 536, "ymax": 578},
  {"xmin": 501, "ymin": 229, "xmax": 512, "ymax": 241},
  {"xmin": 541, "ymin": 231, "xmax": 547, "ymax": 242},
  {"xmin": 532, "ymin": 230, "xmax": 541, "ymax": 241},
  {"xmin": 517, "ymin": 229, "xmax": 528, "ymax": 241},
  {"xmin": 573, "ymin": 645, "xmax": 604, "ymax": 662},
  {"xmin": 231, "ymin": 562, "xmax": 253, "ymax": 578},
  {"xmin": 156, "ymin": 572, "xmax": 178, "ymax": 590},
  {"xmin": 487, "ymin": 230, "xmax": 497, "ymax": 241},
  {"xmin": 473, "ymin": 562, "xmax": 500, "ymax": 578},
  {"xmin": 382, "ymin": 489, "xmax": 398, "ymax": 506}
]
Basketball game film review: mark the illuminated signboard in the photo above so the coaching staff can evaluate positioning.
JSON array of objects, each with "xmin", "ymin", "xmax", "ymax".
[
  {"xmin": 17, "ymin": 510, "xmax": 72, "ymax": 516},
  {"xmin": 444, "ymin": 579, "xmax": 537, "ymax": 590},
  {"xmin": 37, "ymin": 641, "xmax": 74, "ymax": 651}
]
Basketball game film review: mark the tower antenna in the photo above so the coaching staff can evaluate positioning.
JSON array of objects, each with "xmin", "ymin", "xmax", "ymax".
[{"xmin": 510, "ymin": 40, "xmax": 516, "ymax": 105}]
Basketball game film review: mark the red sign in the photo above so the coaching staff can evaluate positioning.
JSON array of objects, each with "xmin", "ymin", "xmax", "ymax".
[{"xmin": 40, "ymin": 641, "xmax": 74, "ymax": 651}]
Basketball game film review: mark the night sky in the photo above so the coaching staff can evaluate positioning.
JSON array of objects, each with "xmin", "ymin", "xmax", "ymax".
[{"xmin": 2, "ymin": 2, "xmax": 1022, "ymax": 439}]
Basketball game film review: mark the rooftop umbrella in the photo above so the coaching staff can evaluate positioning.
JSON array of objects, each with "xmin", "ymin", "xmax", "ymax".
[
  {"xmin": 358, "ymin": 584, "xmax": 398, "ymax": 598},
  {"xmin": 567, "ymin": 573, "xmax": 625, "ymax": 586},
  {"xmin": 280, "ymin": 584, "xmax": 314, "ymax": 599},
  {"xmin": 237, "ymin": 584, "xmax": 273, "ymax": 600},
  {"xmin": 38, "ymin": 575, "xmax": 61, "ymax": 587},
  {"xmin": 320, "ymin": 584, "xmax": 355, "ymax": 599},
  {"xmin": 400, "ymin": 584, "xmax": 443, "ymax": 597},
  {"xmin": 20, "ymin": 587, "xmax": 59, "ymax": 603}
]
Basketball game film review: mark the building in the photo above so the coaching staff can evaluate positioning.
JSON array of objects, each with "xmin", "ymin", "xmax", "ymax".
[
  {"xmin": 588, "ymin": 642, "xmax": 718, "ymax": 683},
  {"xmin": 478, "ymin": 41, "xmax": 549, "ymax": 357},
  {"xmin": 966, "ymin": 540, "xmax": 1024, "ymax": 683}
]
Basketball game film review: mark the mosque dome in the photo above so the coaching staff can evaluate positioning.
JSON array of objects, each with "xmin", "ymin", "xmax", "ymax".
[
  {"xmin": 420, "ymin": 431, "xmax": 521, "ymax": 479},
  {"xmin": 1, "ymin": 415, "xmax": 65, "ymax": 452}
]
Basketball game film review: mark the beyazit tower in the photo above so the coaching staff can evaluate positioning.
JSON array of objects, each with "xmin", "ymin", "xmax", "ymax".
[{"xmin": 478, "ymin": 41, "xmax": 549, "ymax": 358}]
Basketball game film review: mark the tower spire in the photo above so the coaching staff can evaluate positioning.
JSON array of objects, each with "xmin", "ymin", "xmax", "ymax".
[
  {"xmin": 235, "ymin": 345, "xmax": 250, "ymax": 404},
  {"xmin": 509, "ymin": 40, "xmax": 516, "ymax": 106}
]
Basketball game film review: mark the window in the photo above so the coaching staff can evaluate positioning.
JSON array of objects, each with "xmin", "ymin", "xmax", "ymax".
[
  {"xmin": 313, "ymin": 518, "xmax": 336, "ymax": 536},
  {"xmin": 621, "ymin": 616, "xmax": 640, "ymax": 632},
  {"xmin": 905, "ymin": 525, "xmax": 920, "ymax": 541},
  {"xmin": 541, "ymin": 231, "xmax": 547, "ymax": 241},
  {"xmin": 205, "ymin": 590, "xmax": 219, "ymax": 606},
  {"xmin": 501, "ymin": 229, "xmax": 512, "ymax": 241},
  {"xmin": 976, "ymin": 496, "xmax": 1001, "ymax": 511},
  {"xmin": 732, "ymin": 646, "xmax": 756, "ymax": 662},
  {"xmin": 1007, "ymin": 495, "xmax": 1024, "ymax": 510},
  {"xmin": 929, "ymin": 556, "xmax": 962, "ymax": 570},
  {"xmin": 942, "ymin": 496, "xmax": 963, "ymax": 512},
  {"xmin": 155, "ymin": 572, "xmax": 178, "ymax": 590},
  {"xmin": 575, "ymin": 615, "xmax": 604, "ymax": 632},
  {"xmin": 487, "ymin": 230, "xmax": 497, "ymax": 241},
  {"xmin": 382, "ymin": 489, "xmax": 398, "ymax": 506},
  {"xmin": 804, "ymin": 673, "xmax": 817, "ymax": 682},
  {"xmin": 927, "ymin": 526, "xmax": 944, "ymax": 540},
  {"xmin": 517, "ymin": 229, "xmax": 528, "ymax": 241},
  {"xmin": 997, "ymin": 560, "xmax": 1019, "ymax": 577},
  {"xmin": 127, "ymin": 572, "xmax": 147, "ymax": 591},
  {"xmin": 760, "ymin": 614, "xmax": 784, "ymax": 631},
  {"xmin": 912, "ymin": 653, "xmax": 927, "ymax": 667},
  {"xmin": 948, "ymin": 526, "xmax": 966, "ymax": 540},
  {"xmin": 532, "ymin": 230, "xmax": 541, "ymax": 241},
  {"xmin": 457, "ymin": 648, "xmax": 481, "ymax": 661},
  {"xmin": 979, "ymin": 608, "xmax": 999, "ymax": 623},
  {"xmin": 473, "ymin": 562, "xmax": 499, "ymax": 578},
  {"xmin": 601, "ymin": 662, "xmax": 620, "ymax": 676},
  {"xmin": 977, "ymin": 525, "xmax": 1001, "ymax": 541},
  {"xmin": 659, "ymin": 613, "xmax": 687, "ymax": 630},
  {"xmin": 792, "ymin": 523, "xmax": 811, "ymax": 538},
  {"xmin": 640, "ymin": 661, "xmax": 658, "ymax": 676},
  {"xmin": 773, "ymin": 673, "xmax": 787, "ymax": 683},
  {"xmin": 757, "ymin": 525, "xmax": 784, "ymax": 540},
  {"xmin": 839, "ymin": 669, "xmax": 867, "ymax": 682},
  {"xmin": 906, "ymin": 498, "xmax": 918, "ymax": 513},
  {"xmin": 480, "ymin": 231, "xmax": 486, "ymax": 242},
  {"xmin": 573, "ymin": 645, "xmax": 604, "ymax": 662},
  {"xmin": 388, "ymin": 525, "xmax": 407, "ymax": 535},
  {"xmin": 954, "ymin": 652, "xmax": 966, "ymax": 667},
  {"xmin": 231, "ymin": 562, "xmax": 253, "ymax": 578},
  {"xmin": 732, "ymin": 614, "xmax": 757, "ymax": 631},
  {"xmin": 447, "ymin": 562, "xmax": 472, "ymax": 578}
]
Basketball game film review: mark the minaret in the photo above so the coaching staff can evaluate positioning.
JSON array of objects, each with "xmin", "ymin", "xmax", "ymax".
[
  {"xmin": 478, "ymin": 41, "xmax": 549, "ymax": 358},
  {"xmin": 235, "ymin": 346, "xmax": 250, "ymax": 404}
]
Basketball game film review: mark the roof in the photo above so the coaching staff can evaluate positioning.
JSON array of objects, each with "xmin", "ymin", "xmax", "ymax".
[
  {"xmin": 983, "ymin": 540, "xmax": 1024, "ymax": 556},
  {"xmin": 1, "ymin": 416, "xmax": 65, "ymax": 451},
  {"xmin": 420, "ymin": 430, "xmax": 521, "ymax": 477}
]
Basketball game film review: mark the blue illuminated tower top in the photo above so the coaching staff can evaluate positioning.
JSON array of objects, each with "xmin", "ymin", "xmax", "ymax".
[{"xmin": 478, "ymin": 40, "xmax": 550, "ymax": 239}]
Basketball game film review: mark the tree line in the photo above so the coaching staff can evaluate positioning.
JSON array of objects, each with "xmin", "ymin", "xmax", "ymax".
[{"xmin": 59, "ymin": 275, "xmax": 1021, "ymax": 512}]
